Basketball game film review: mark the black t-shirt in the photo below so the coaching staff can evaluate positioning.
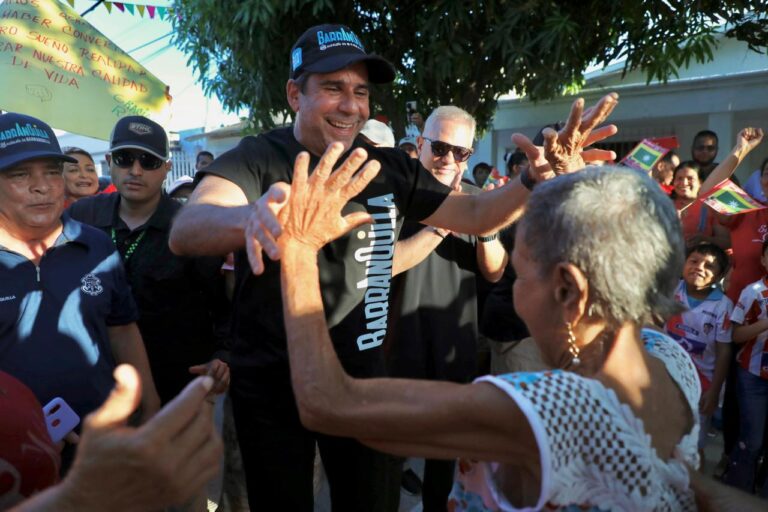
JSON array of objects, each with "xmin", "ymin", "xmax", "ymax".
[
  {"xmin": 385, "ymin": 182, "xmax": 483, "ymax": 383},
  {"xmin": 479, "ymin": 263, "xmax": 530, "ymax": 342},
  {"xmin": 199, "ymin": 127, "xmax": 451, "ymax": 379}
]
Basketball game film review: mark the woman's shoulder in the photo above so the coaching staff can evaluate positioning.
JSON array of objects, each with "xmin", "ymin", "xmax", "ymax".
[{"xmin": 641, "ymin": 328, "xmax": 701, "ymax": 407}]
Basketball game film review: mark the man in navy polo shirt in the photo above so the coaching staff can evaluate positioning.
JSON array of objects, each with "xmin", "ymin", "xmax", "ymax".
[{"xmin": 0, "ymin": 112, "xmax": 160, "ymax": 430}]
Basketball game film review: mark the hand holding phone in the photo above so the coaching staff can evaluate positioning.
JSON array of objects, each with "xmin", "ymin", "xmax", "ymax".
[{"xmin": 43, "ymin": 397, "xmax": 80, "ymax": 443}]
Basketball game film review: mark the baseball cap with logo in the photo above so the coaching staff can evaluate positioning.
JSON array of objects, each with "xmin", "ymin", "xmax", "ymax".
[
  {"xmin": 0, "ymin": 112, "xmax": 77, "ymax": 172},
  {"xmin": 290, "ymin": 24, "xmax": 395, "ymax": 84},
  {"xmin": 109, "ymin": 115, "xmax": 170, "ymax": 160}
]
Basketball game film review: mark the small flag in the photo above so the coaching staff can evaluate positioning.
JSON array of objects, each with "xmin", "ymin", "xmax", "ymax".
[
  {"xmin": 137, "ymin": 4, "xmax": 145, "ymax": 17},
  {"xmin": 124, "ymin": 3, "xmax": 135, "ymax": 15},
  {"xmin": 650, "ymin": 136, "xmax": 680, "ymax": 150},
  {"xmin": 66, "ymin": 0, "xmax": 75, "ymax": 7},
  {"xmin": 157, "ymin": 6, "xmax": 167, "ymax": 19},
  {"xmin": 104, "ymin": 1, "xmax": 113, "ymax": 13},
  {"xmin": 701, "ymin": 180, "xmax": 768, "ymax": 216},
  {"xmin": 482, "ymin": 167, "xmax": 509, "ymax": 190},
  {"xmin": 114, "ymin": 2, "xmax": 125, "ymax": 12},
  {"xmin": 621, "ymin": 139, "xmax": 668, "ymax": 173},
  {"xmin": 147, "ymin": 5, "xmax": 156, "ymax": 18}
]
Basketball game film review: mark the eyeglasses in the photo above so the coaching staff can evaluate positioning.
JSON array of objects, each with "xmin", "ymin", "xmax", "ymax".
[
  {"xmin": 111, "ymin": 150, "xmax": 165, "ymax": 170},
  {"xmin": 423, "ymin": 138, "xmax": 473, "ymax": 163}
]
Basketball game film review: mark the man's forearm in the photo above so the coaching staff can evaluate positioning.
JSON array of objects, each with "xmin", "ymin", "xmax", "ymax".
[
  {"xmin": 424, "ymin": 175, "xmax": 530, "ymax": 235},
  {"xmin": 169, "ymin": 204, "xmax": 251, "ymax": 256},
  {"xmin": 476, "ymin": 238, "xmax": 507, "ymax": 283},
  {"xmin": 392, "ymin": 227, "xmax": 445, "ymax": 276}
]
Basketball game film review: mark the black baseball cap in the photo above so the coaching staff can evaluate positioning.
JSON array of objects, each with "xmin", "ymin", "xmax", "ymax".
[
  {"xmin": 289, "ymin": 24, "xmax": 395, "ymax": 84},
  {"xmin": 109, "ymin": 116, "xmax": 169, "ymax": 160},
  {"xmin": 0, "ymin": 113, "xmax": 76, "ymax": 172}
]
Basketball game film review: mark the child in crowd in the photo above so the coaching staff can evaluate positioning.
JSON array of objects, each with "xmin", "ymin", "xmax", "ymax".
[
  {"xmin": 725, "ymin": 239, "xmax": 768, "ymax": 496},
  {"xmin": 665, "ymin": 243, "xmax": 733, "ymax": 456}
]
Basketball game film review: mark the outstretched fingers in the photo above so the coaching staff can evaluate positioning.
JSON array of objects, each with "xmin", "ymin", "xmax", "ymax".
[
  {"xmin": 310, "ymin": 142, "xmax": 346, "ymax": 185},
  {"xmin": 326, "ymin": 148, "xmax": 369, "ymax": 192},
  {"xmin": 584, "ymin": 124, "xmax": 618, "ymax": 147},
  {"xmin": 342, "ymin": 160, "xmax": 381, "ymax": 200},
  {"xmin": 581, "ymin": 148, "xmax": 616, "ymax": 163},
  {"xmin": 580, "ymin": 93, "xmax": 619, "ymax": 133},
  {"xmin": 561, "ymin": 97, "xmax": 585, "ymax": 146},
  {"xmin": 511, "ymin": 133, "xmax": 541, "ymax": 163}
]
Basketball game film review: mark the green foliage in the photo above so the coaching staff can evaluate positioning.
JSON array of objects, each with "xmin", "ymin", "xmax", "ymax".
[{"xmin": 172, "ymin": 0, "xmax": 767, "ymax": 136}]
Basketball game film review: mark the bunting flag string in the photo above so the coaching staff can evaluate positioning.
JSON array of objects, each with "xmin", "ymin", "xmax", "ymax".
[{"xmin": 59, "ymin": 0, "xmax": 175, "ymax": 19}]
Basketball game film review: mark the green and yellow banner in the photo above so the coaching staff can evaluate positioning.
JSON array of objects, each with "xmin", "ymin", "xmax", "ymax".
[
  {"xmin": 0, "ymin": 0, "xmax": 171, "ymax": 139},
  {"xmin": 621, "ymin": 138, "xmax": 668, "ymax": 173},
  {"xmin": 702, "ymin": 180, "xmax": 767, "ymax": 216}
]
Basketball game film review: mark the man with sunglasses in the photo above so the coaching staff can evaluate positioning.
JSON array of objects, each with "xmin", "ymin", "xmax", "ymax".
[
  {"xmin": 68, "ymin": 116, "xmax": 230, "ymax": 406},
  {"xmin": 384, "ymin": 106, "xmax": 507, "ymax": 510},
  {"xmin": 692, "ymin": 129, "xmax": 720, "ymax": 181},
  {"xmin": 169, "ymin": 22, "xmax": 619, "ymax": 511}
]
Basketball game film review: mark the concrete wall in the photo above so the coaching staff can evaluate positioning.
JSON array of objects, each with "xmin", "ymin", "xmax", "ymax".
[{"xmin": 470, "ymin": 36, "xmax": 768, "ymax": 182}]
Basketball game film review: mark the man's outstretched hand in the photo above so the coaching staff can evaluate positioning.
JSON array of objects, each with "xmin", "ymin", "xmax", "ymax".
[
  {"xmin": 278, "ymin": 143, "xmax": 381, "ymax": 252},
  {"xmin": 512, "ymin": 92, "xmax": 619, "ymax": 183}
]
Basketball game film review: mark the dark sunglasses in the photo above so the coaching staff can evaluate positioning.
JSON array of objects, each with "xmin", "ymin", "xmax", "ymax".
[
  {"xmin": 111, "ymin": 150, "xmax": 165, "ymax": 170},
  {"xmin": 424, "ymin": 138, "xmax": 473, "ymax": 163}
]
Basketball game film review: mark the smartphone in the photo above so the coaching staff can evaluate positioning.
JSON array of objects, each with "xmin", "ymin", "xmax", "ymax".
[{"xmin": 43, "ymin": 397, "xmax": 80, "ymax": 443}]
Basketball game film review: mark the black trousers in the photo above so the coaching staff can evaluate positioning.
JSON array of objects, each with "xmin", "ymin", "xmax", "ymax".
[
  {"xmin": 229, "ymin": 365, "xmax": 401, "ymax": 511},
  {"xmin": 422, "ymin": 458, "xmax": 456, "ymax": 512}
]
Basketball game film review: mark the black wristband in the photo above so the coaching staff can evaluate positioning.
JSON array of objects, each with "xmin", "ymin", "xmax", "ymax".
[
  {"xmin": 478, "ymin": 233, "xmax": 498, "ymax": 243},
  {"xmin": 520, "ymin": 168, "xmax": 536, "ymax": 191}
]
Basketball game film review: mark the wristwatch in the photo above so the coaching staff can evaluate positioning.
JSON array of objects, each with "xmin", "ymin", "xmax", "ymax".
[{"xmin": 478, "ymin": 233, "xmax": 498, "ymax": 243}]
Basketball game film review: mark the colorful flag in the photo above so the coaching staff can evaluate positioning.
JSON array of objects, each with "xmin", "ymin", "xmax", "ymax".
[
  {"xmin": 621, "ymin": 139, "xmax": 668, "ymax": 173},
  {"xmin": 700, "ymin": 180, "xmax": 768, "ymax": 216},
  {"xmin": 0, "ymin": 0, "xmax": 171, "ymax": 139},
  {"xmin": 482, "ymin": 167, "xmax": 509, "ymax": 190}
]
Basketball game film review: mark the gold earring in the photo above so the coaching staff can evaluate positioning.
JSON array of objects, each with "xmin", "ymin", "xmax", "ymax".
[{"xmin": 566, "ymin": 322, "xmax": 581, "ymax": 367}]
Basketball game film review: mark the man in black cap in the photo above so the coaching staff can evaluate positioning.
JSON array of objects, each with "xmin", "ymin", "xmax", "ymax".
[
  {"xmin": 170, "ymin": 23, "xmax": 618, "ymax": 511},
  {"xmin": 68, "ymin": 116, "xmax": 230, "ymax": 406},
  {"xmin": 0, "ymin": 112, "xmax": 160, "ymax": 436}
]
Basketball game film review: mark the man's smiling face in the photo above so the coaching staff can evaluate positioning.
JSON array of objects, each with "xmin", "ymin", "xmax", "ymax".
[{"xmin": 288, "ymin": 62, "xmax": 370, "ymax": 156}]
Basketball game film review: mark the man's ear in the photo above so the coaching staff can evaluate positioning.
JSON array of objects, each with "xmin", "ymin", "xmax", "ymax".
[
  {"xmin": 416, "ymin": 136, "xmax": 424, "ymax": 156},
  {"xmin": 286, "ymin": 79, "xmax": 300, "ymax": 113},
  {"xmin": 553, "ymin": 262, "xmax": 590, "ymax": 325}
]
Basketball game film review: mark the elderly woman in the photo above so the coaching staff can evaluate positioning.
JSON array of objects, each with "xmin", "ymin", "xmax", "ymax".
[{"xmin": 273, "ymin": 130, "xmax": 705, "ymax": 510}]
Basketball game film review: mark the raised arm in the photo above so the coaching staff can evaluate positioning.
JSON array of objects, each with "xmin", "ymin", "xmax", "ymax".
[
  {"xmin": 698, "ymin": 128, "xmax": 764, "ymax": 197},
  {"xmin": 277, "ymin": 143, "xmax": 537, "ymax": 464},
  {"xmin": 422, "ymin": 93, "xmax": 619, "ymax": 235}
]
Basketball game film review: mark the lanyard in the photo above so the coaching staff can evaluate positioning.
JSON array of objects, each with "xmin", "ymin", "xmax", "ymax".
[{"xmin": 111, "ymin": 228, "xmax": 146, "ymax": 261}]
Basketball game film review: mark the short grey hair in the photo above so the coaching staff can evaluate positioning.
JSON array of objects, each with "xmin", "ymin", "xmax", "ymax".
[
  {"xmin": 519, "ymin": 166, "xmax": 684, "ymax": 327},
  {"xmin": 423, "ymin": 106, "xmax": 476, "ymax": 141}
]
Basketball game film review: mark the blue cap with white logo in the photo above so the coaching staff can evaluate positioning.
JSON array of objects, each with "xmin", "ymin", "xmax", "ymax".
[
  {"xmin": 0, "ymin": 113, "xmax": 76, "ymax": 172},
  {"xmin": 290, "ymin": 24, "xmax": 395, "ymax": 83}
]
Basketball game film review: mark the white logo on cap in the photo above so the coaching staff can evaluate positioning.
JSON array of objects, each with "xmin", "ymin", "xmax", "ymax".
[{"xmin": 128, "ymin": 122, "xmax": 153, "ymax": 136}]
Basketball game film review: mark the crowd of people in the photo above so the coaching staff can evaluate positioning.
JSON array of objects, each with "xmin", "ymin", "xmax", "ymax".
[{"xmin": 1, "ymin": 21, "xmax": 768, "ymax": 512}]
